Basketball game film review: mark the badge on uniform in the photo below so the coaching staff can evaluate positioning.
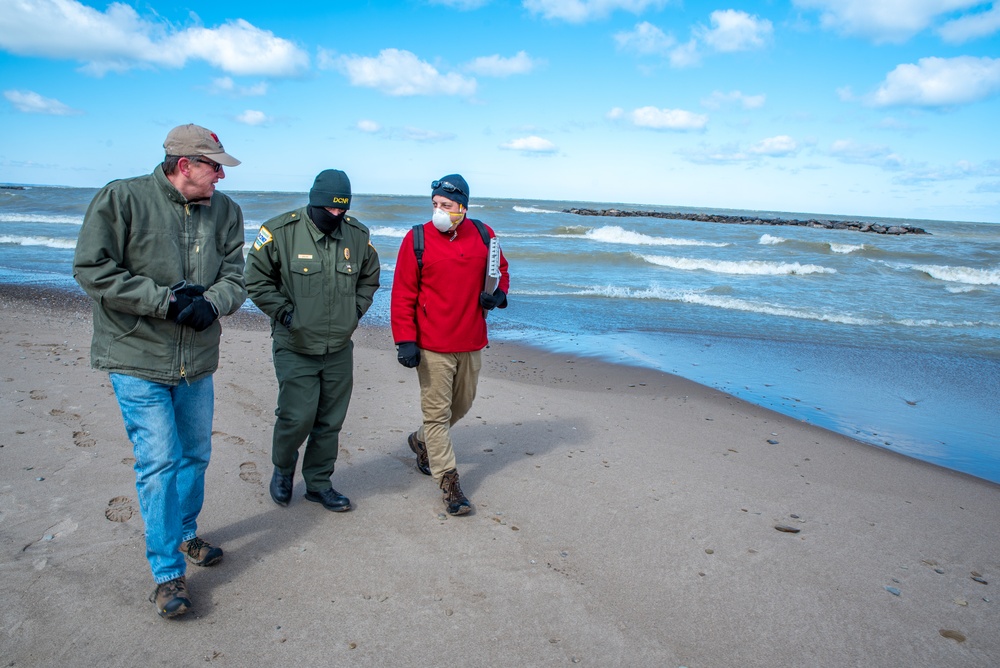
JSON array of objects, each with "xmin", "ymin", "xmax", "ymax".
[
  {"xmin": 253, "ymin": 226, "xmax": 273, "ymax": 251},
  {"xmin": 343, "ymin": 248, "xmax": 351, "ymax": 261}
]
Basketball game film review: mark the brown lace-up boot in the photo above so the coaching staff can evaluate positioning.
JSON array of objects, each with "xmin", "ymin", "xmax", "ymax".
[
  {"xmin": 440, "ymin": 468, "xmax": 472, "ymax": 515},
  {"xmin": 149, "ymin": 576, "xmax": 190, "ymax": 618}
]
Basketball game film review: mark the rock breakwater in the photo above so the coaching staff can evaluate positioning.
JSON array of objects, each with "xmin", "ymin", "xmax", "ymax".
[{"xmin": 563, "ymin": 208, "xmax": 929, "ymax": 235}]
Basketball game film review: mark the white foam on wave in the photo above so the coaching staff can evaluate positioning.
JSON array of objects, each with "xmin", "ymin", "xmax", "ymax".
[
  {"xmin": 574, "ymin": 285, "xmax": 872, "ymax": 325},
  {"xmin": 910, "ymin": 263, "xmax": 1000, "ymax": 286},
  {"xmin": 0, "ymin": 234, "xmax": 76, "ymax": 250},
  {"xmin": 759, "ymin": 234, "xmax": 786, "ymax": 245},
  {"xmin": 369, "ymin": 226, "xmax": 408, "ymax": 238},
  {"xmin": 0, "ymin": 213, "xmax": 82, "ymax": 225},
  {"xmin": 637, "ymin": 253, "xmax": 836, "ymax": 276},
  {"xmin": 513, "ymin": 205, "xmax": 561, "ymax": 214},
  {"xmin": 586, "ymin": 225, "xmax": 728, "ymax": 247},
  {"xmin": 830, "ymin": 243, "xmax": 865, "ymax": 254}
]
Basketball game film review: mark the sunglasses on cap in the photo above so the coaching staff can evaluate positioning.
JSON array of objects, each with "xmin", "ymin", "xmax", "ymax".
[{"xmin": 431, "ymin": 179, "xmax": 467, "ymax": 197}]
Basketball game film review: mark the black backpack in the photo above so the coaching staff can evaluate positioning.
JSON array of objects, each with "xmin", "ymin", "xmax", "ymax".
[{"xmin": 411, "ymin": 219, "xmax": 491, "ymax": 269}]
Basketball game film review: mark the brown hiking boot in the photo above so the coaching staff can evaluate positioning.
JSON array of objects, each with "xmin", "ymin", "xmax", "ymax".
[
  {"xmin": 440, "ymin": 469, "xmax": 472, "ymax": 516},
  {"xmin": 180, "ymin": 536, "xmax": 223, "ymax": 567},
  {"xmin": 407, "ymin": 431, "xmax": 431, "ymax": 476},
  {"xmin": 149, "ymin": 576, "xmax": 190, "ymax": 618}
]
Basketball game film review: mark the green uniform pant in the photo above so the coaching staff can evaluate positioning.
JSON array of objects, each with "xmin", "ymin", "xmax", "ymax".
[
  {"xmin": 271, "ymin": 342, "xmax": 353, "ymax": 492},
  {"xmin": 415, "ymin": 349, "xmax": 482, "ymax": 480}
]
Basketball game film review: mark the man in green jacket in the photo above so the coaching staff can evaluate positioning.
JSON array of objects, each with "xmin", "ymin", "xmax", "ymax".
[
  {"xmin": 73, "ymin": 124, "xmax": 247, "ymax": 619},
  {"xmin": 245, "ymin": 169, "xmax": 380, "ymax": 512}
]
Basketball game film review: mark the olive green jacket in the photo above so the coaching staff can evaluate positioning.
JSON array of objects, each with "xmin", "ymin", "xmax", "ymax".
[
  {"xmin": 244, "ymin": 207, "xmax": 380, "ymax": 355},
  {"xmin": 72, "ymin": 165, "xmax": 247, "ymax": 384}
]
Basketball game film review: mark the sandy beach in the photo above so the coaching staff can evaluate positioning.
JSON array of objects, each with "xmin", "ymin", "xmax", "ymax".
[{"xmin": 1, "ymin": 284, "xmax": 997, "ymax": 667}]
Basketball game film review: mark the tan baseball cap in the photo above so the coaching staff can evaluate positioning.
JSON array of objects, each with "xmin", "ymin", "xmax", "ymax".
[{"xmin": 163, "ymin": 124, "xmax": 241, "ymax": 167}]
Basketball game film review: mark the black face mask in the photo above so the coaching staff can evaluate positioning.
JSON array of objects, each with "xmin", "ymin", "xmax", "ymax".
[{"xmin": 308, "ymin": 205, "xmax": 345, "ymax": 235}]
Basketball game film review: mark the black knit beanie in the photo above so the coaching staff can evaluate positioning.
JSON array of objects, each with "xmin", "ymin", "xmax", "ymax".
[{"xmin": 309, "ymin": 169, "xmax": 352, "ymax": 209}]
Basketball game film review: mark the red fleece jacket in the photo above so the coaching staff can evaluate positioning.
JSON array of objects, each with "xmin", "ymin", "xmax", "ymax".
[{"xmin": 391, "ymin": 218, "xmax": 510, "ymax": 353}]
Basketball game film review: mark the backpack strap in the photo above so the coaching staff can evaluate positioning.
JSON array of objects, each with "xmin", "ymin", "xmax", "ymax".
[
  {"xmin": 469, "ymin": 218, "xmax": 491, "ymax": 246},
  {"xmin": 411, "ymin": 224, "xmax": 425, "ymax": 269}
]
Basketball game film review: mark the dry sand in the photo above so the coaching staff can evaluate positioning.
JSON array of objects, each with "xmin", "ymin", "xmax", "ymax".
[{"xmin": 1, "ymin": 285, "xmax": 997, "ymax": 667}]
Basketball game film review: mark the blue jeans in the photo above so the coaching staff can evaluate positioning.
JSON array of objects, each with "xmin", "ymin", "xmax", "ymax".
[{"xmin": 110, "ymin": 373, "xmax": 214, "ymax": 584}]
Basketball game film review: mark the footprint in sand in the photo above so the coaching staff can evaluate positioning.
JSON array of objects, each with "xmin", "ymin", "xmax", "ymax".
[
  {"xmin": 29, "ymin": 390, "xmax": 47, "ymax": 401},
  {"xmin": 73, "ymin": 430, "xmax": 96, "ymax": 448},
  {"xmin": 105, "ymin": 496, "xmax": 135, "ymax": 522},
  {"xmin": 239, "ymin": 461, "xmax": 262, "ymax": 484},
  {"xmin": 212, "ymin": 430, "xmax": 247, "ymax": 446}
]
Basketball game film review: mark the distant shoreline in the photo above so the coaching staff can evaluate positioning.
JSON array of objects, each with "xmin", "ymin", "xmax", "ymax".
[{"xmin": 564, "ymin": 208, "xmax": 930, "ymax": 235}]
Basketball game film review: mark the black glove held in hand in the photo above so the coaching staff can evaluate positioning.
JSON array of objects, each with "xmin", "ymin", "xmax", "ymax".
[
  {"xmin": 167, "ymin": 281, "xmax": 205, "ymax": 322},
  {"xmin": 280, "ymin": 310, "xmax": 293, "ymax": 330},
  {"xmin": 397, "ymin": 341, "xmax": 420, "ymax": 368},
  {"xmin": 177, "ymin": 296, "xmax": 218, "ymax": 332},
  {"xmin": 166, "ymin": 284, "xmax": 206, "ymax": 321},
  {"xmin": 479, "ymin": 289, "xmax": 506, "ymax": 311}
]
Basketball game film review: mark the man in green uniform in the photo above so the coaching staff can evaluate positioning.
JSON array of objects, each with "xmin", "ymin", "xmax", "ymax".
[{"xmin": 245, "ymin": 169, "xmax": 380, "ymax": 511}]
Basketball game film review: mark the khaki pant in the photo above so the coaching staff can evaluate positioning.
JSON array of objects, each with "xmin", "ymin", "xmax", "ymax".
[{"xmin": 416, "ymin": 349, "xmax": 482, "ymax": 480}]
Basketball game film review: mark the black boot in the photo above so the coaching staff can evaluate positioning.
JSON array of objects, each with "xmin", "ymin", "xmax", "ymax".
[
  {"xmin": 440, "ymin": 469, "xmax": 472, "ymax": 516},
  {"xmin": 269, "ymin": 468, "xmax": 293, "ymax": 506}
]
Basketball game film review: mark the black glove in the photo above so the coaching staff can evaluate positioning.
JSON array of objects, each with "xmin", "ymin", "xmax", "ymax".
[
  {"xmin": 279, "ymin": 310, "xmax": 293, "ymax": 330},
  {"xmin": 165, "ymin": 283, "xmax": 206, "ymax": 321},
  {"xmin": 479, "ymin": 289, "xmax": 506, "ymax": 311},
  {"xmin": 176, "ymin": 296, "xmax": 218, "ymax": 332},
  {"xmin": 397, "ymin": 341, "xmax": 420, "ymax": 368}
]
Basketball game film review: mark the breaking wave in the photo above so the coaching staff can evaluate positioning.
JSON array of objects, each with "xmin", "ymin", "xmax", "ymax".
[
  {"xmin": 0, "ymin": 213, "xmax": 82, "ymax": 225},
  {"xmin": 585, "ymin": 225, "xmax": 728, "ymax": 247},
  {"xmin": 909, "ymin": 263, "xmax": 1000, "ymax": 286},
  {"xmin": 513, "ymin": 205, "xmax": 561, "ymax": 214},
  {"xmin": 637, "ymin": 254, "xmax": 836, "ymax": 275},
  {"xmin": 0, "ymin": 234, "xmax": 77, "ymax": 250}
]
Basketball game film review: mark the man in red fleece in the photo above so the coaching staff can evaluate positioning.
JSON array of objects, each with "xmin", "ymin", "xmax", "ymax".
[{"xmin": 390, "ymin": 174, "xmax": 510, "ymax": 515}]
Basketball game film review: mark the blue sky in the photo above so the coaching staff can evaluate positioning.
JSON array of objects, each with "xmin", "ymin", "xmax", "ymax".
[{"xmin": 1, "ymin": 0, "xmax": 999, "ymax": 222}]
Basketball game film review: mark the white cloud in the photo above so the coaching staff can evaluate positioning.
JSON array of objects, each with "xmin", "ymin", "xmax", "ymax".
[
  {"xmin": 793, "ymin": 0, "xmax": 983, "ymax": 43},
  {"xmin": 698, "ymin": 9, "xmax": 773, "ymax": 52},
  {"xmin": 668, "ymin": 38, "xmax": 700, "ymax": 68},
  {"xmin": 523, "ymin": 0, "xmax": 671, "ymax": 23},
  {"xmin": 609, "ymin": 105, "xmax": 708, "ymax": 130},
  {"xmin": 396, "ymin": 127, "xmax": 456, "ymax": 142},
  {"xmin": 0, "ymin": 0, "xmax": 308, "ymax": 76},
  {"xmin": 749, "ymin": 135, "xmax": 798, "ymax": 156},
  {"xmin": 209, "ymin": 77, "xmax": 268, "ymax": 97},
  {"xmin": 336, "ymin": 49, "xmax": 476, "ymax": 96},
  {"xmin": 465, "ymin": 51, "xmax": 537, "ymax": 77},
  {"xmin": 355, "ymin": 119, "xmax": 455, "ymax": 142},
  {"xmin": 500, "ymin": 135, "xmax": 558, "ymax": 152},
  {"xmin": 938, "ymin": 5, "xmax": 1000, "ymax": 43},
  {"xmin": 870, "ymin": 56, "xmax": 1000, "ymax": 107},
  {"xmin": 235, "ymin": 109, "xmax": 269, "ymax": 126},
  {"xmin": 4, "ymin": 89, "xmax": 81, "ymax": 115},
  {"xmin": 169, "ymin": 20, "xmax": 308, "ymax": 77},
  {"xmin": 701, "ymin": 90, "xmax": 765, "ymax": 109},
  {"xmin": 829, "ymin": 139, "xmax": 906, "ymax": 169},
  {"xmin": 614, "ymin": 22, "xmax": 675, "ymax": 55}
]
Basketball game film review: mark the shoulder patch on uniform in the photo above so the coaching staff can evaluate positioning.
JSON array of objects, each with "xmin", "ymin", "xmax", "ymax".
[{"xmin": 253, "ymin": 226, "xmax": 273, "ymax": 251}]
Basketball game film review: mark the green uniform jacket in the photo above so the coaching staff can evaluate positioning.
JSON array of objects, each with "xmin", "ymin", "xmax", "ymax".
[
  {"xmin": 244, "ymin": 207, "xmax": 380, "ymax": 355},
  {"xmin": 72, "ymin": 165, "xmax": 247, "ymax": 384}
]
